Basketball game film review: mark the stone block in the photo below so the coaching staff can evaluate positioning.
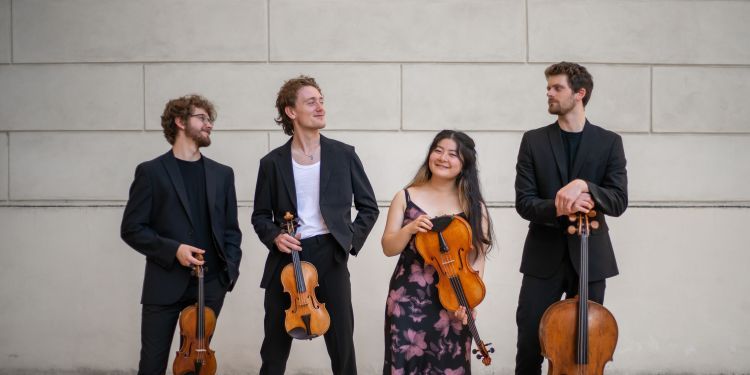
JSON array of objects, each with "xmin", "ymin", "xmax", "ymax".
[
  {"xmin": 146, "ymin": 63, "xmax": 400, "ymax": 131},
  {"xmin": 403, "ymin": 64, "xmax": 551, "ymax": 131},
  {"xmin": 13, "ymin": 0, "xmax": 267, "ymax": 62},
  {"xmin": 9, "ymin": 131, "xmax": 266, "ymax": 202},
  {"xmin": 0, "ymin": 64, "xmax": 143, "ymax": 131},
  {"xmin": 0, "ymin": 132, "xmax": 6, "ymax": 200},
  {"xmin": 529, "ymin": 0, "xmax": 750, "ymax": 64},
  {"xmin": 625, "ymin": 134, "xmax": 750, "ymax": 202},
  {"xmin": 270, "ymin": 0, "xmax": 525, "ymax": 62},
  {"xmin": 403, "ymin": 64, "xmax": 649, "ymax": 133},
  {"xmin": 10, "ymin": 132, "xmax": 165, "ymax": 200},
  {"xmin": 653, "ymin": 66, "xmax": 750, "ymax": 133}
]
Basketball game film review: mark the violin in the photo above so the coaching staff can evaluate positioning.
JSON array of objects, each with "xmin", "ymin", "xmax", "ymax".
[
  {"xmin": 415, "ymin": 215, "xmax": 494, "ymax": 366},
  {"xmin": 173, "ymin": 253, "xmax": 217, "ymax": 375},
  {"xmin": 539, "ymin": 210, "xmax": 619, "ymax": 374},
  {"xmin": 280, "ymin": 212, "xmax": 330, "ymax": 340}
]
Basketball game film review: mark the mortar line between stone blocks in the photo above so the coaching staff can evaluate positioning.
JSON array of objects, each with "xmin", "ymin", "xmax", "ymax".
[
  {"xmin": 524, "ymin": 0, "xmax": 529, "ymax": 63},
  {"xmin": 266, "ymin": 0, "xmax": 271, "ymax": 63},
  {"xmin": 9, "ymin": 0, "xmax": 13, "ymax": 63}
]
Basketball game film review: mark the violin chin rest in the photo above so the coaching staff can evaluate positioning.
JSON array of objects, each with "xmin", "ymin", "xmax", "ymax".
[{"xmin": 430, "ymin": 215, "xmax": 454, "ymax": 232}]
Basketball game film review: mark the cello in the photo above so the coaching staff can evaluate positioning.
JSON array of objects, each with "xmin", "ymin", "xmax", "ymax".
[
  {"xmin": 173, "ymin": 253, "xmax": 217, "ymax": 375},
  {"xmin": 415, "ymin": 215, "xmax": 494, "ymax": 365},
  {"xmin": 279, "ymin": 212, "xmax": 330, "ymax": 340},
  {"xmin": 539, "ymin": 210, "xmax": 618, "ymax": 374}
]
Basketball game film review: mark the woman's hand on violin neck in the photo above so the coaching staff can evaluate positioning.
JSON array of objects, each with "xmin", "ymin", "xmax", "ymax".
[
  {"xmin": 450, "ymin": 306, "xmax": 477, "ymax": 326},
  {"xmin": 274, "ymin": 232, "xmax": 302, "ymax": 254},
  {"xmin": 176, "ymin": 244, "xmax": 205, "ymax": 267},
  {"xmin": 407, "ymin": 214, "xmax": 433, "ymax": 235}
]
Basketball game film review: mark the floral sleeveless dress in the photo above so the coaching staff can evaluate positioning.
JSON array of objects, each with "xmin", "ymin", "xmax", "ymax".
[{"xmin": 383, "ymin": 190, "xmax": 472, "ymax": 375}]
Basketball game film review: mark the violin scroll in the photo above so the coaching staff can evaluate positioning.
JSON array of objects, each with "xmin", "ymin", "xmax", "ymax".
[{"xmin": 472, "ymin": 342, "xmax": 495, "ymax": 365}]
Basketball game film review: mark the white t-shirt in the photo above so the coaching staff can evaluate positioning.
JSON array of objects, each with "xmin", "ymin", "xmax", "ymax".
[{"xmin": 292, "ymin": 159, "xmax": 330, "ymax": 239}]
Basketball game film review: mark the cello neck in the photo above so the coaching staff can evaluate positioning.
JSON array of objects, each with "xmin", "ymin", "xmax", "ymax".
[{"xmin": 577, "ymin": 213, "xmax": 590, "ymax": 365}]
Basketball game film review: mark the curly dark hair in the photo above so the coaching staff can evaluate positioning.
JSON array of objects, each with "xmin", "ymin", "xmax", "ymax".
[
  {"xmin": 274, "ymin": 75, "xmax": 322, "ymax": 136},
  {"xmin": 544, "ymin": 62, "xmax": 594, "ymax": 106},
  {"xmin": 160, "ymin": 94, "xmax": 216, "ymax": 145}
]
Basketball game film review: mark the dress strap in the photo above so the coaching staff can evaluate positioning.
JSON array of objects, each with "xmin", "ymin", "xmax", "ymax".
[{"xmin": 403, "ymin": 188, "xmax": 412, "ymax": 204}]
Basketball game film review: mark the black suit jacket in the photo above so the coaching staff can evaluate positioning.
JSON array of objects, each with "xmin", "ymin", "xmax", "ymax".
[
  {"xmin": 515, "ymin": 121, "xmax": 627, "ymax": 281},
  {"xmin": 251, "ymin": 135, "xmax": 379, "ymax": 289},
  {"xmin": 121, "ymin": 151, "xmax": 242, "ymax": 304}
]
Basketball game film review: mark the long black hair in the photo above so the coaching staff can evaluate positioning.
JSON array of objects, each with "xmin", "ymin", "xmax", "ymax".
[{"xmin": 408, "ymin": 130, "xmax": 494, "ymax": 254}]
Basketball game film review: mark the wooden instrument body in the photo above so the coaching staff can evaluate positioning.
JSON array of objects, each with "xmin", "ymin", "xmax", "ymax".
[
  {"xmin": 414, "ymin": 215, "xmax": 485, "ymax": 311},
  {"xmin": 539, "ymin": 297, "xmax": 618, "ymax": 375},
  {"xmin": 173, "ymin": 253, "xmax": 217, "ymax": 375},
  {"xmin": 280, "ymin": 259, "xmax": 330, "ymax": 340},
  {"xmin": 173, "ymin": 305, "xmax": 217, "ymax": 375},
  {"xmin": 279, "ymin": 212, "xmax": 331, "ymax": 340},
  {"xmin": 414, "ymin": 215, "xmax": 493, "ymax": 365},
  {"xmin": 538, "ymin": 211, "xmax": 618, "ymax": 375}
]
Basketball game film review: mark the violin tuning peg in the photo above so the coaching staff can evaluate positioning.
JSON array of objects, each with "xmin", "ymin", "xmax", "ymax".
[
  {"xmin": 472, "ymin": 349, "xmax": 478, "ymax": 354},
  {"xmin": 567, "ymin": 225, "xmax": 577, "ymax": 235},
  {"xmin": 476, "ymin": 354, "xmax": 482, "ymax": 360},
  {"xmin": 590, "ymin": 220, "xmax": 599, "ymax": 230},
  {"xmin": 489, "ymin": 347, "xmax": 495, "ymax": 353},
  {"xmin": 568, "ymin": 214, "xmax": 577, "ymax": 222},
  {"xmin": 587, "ymin": 209, "xmax": 597, "ymax": 218}
]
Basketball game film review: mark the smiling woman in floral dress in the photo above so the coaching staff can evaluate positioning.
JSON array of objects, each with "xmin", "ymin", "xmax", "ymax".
[{"xmin": 381, "ymin": 130, "xmax": 494, "ymax": 375}]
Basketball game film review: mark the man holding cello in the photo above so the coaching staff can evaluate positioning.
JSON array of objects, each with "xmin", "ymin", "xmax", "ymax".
[
  {"xmin": 513, "ymin": 62, "xmax": 628, "ymax": 374},
  {"xmin": 121, "ymin": 94, "xmax": 243, "ymax": 374},
  {"xmin": 251, "ymin": 75, "xmax": 379, "ymax": 374}
]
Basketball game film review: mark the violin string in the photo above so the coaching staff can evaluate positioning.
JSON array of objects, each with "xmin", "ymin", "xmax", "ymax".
[{"xmin": 441, "ymin": 248, "xmax": 482, "ymax": 344}]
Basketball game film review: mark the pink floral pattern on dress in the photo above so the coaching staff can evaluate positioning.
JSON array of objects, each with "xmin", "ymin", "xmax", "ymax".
[{"xmin": 383, "ymin": 190, "xmax": 472, "ymax": 375}]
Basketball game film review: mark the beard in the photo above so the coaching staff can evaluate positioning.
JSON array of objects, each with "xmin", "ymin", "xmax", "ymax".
[
  {"xmin": 547, "ymin": 98, "xmax": 576, "ymax": 115},
  {"xmin": 186, "ymin": 125, "xmax": 211, "ymax": 147}
]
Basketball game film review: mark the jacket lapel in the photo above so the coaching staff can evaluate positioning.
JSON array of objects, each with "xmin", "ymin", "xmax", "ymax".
[
  {"xmin": 570, "ymin": 120, "xmax": 594, "ymax": 179},
  {"xmin": 203, "ymin": 155, "xmax": 217, "ymax": 224},
  {"xmin": 277, "ymin": 139, "xmax": 297, "ymax": 210},
  {"xmin": 161, "ymin": 151, "xmax": 195, "ymax": 228},
  {"xmin": 319, "ymin": 135, "xmax": 333, "ymax": 199},
  {"xmin": 547, "ymin": 123, "xmax": 569, "ymax": 184}
]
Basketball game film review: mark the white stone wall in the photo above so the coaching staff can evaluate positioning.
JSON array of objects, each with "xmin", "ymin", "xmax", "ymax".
[{"xmin": 1, "ymin": 0, "xmax": 749, "ymax": 374}]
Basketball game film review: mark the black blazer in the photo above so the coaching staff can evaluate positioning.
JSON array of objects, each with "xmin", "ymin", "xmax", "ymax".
[
  {"xmin": 251, "ymin": 135, "xmax": 379, "ymax": 289},
  {"xmin": 121, "ymin": 151, "xmax": 242, "ymax": 304},
  {"xmin": 515, "ymin": 121, "xmax": 627, "ymax": 281}
]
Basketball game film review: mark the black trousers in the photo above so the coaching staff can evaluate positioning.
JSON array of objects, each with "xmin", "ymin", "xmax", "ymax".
[
  {"xmin": 260, "ymin": 233, "xmax": 356, "ymax": 375},
  {"xmin": 138, "ymin": 276, "xmax": 227, "ymax": 375},
  {"xmin": 515, "ymin": 255, "xmax": 606, "ymax": 375}
]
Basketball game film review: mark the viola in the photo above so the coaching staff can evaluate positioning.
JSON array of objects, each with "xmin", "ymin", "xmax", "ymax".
[
  {"xmin": 415, "ymin": 215, "xmax": 494, "ymax": 366},
  {"xmin": 539, "ymin": 210, "xmax": 619, "ymax": 374},
  {"xmin": 280, "ymin": 212, "xmax": 330, "ymax": 340},
  {"xmin": 173, "ymin": 253, "xmax": 217, "ymax": 375}
]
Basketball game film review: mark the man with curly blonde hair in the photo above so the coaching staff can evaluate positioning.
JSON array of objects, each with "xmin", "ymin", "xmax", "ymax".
[
  {"xmin": 252, "ymin": 76, "xmax": 379, "ymax": 374},
  {"xmin": 122, "ymin": 94, "xmax": 242, "ymax": 374}
]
